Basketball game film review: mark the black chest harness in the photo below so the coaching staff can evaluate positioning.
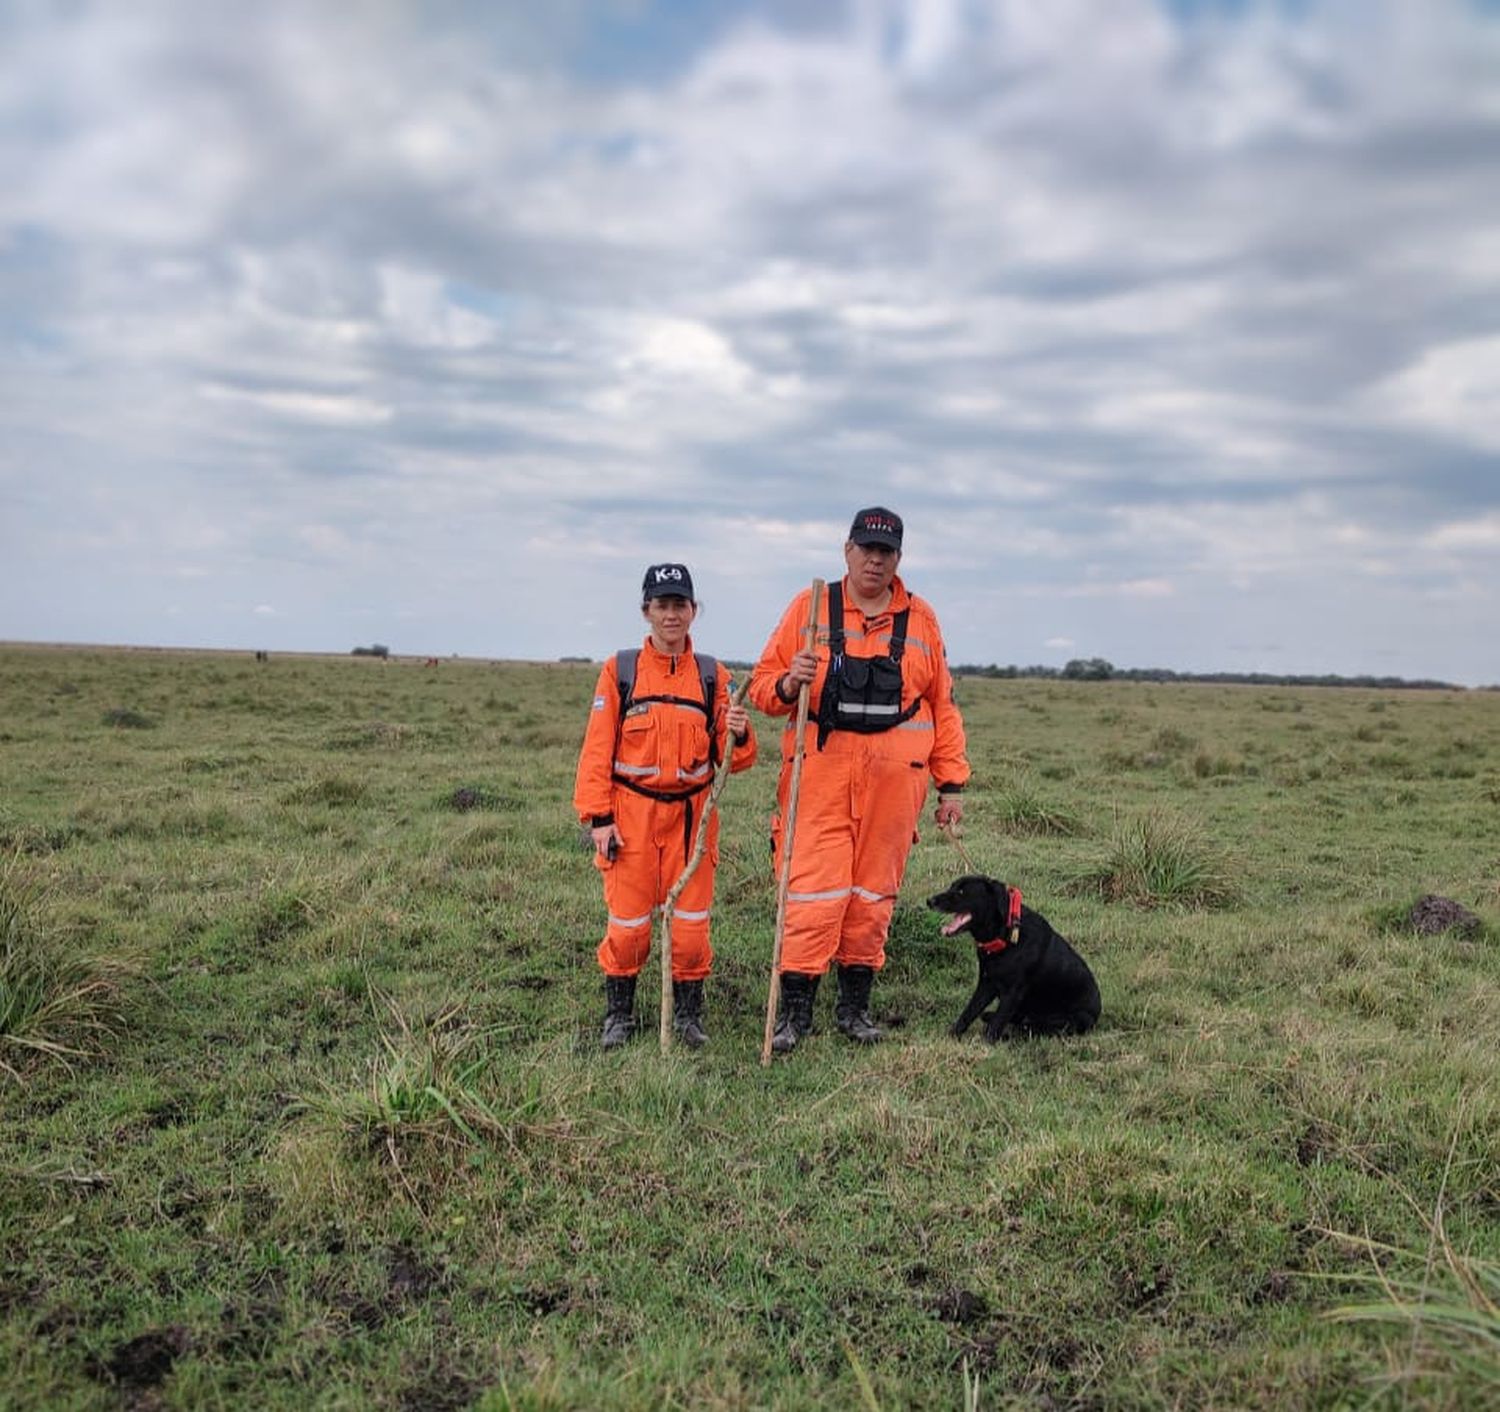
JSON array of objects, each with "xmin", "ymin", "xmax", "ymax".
[
  {"xmin": 611, "ymin": 648, "xmax": 719, "ymax": 857},
  {"xmin": 816, "ymin": 581, "xmax": 919, "ymax": 749}
]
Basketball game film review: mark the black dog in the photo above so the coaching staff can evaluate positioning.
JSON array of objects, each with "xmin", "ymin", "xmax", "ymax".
[{"xmin": 927, "ymin": 876, "xmax": 1100, "ymax": 1042}]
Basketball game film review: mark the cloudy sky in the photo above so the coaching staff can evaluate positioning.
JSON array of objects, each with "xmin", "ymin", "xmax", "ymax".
[{"xmin": 2, "ymin": 1, "xmax": 1498, "ymax": 683}]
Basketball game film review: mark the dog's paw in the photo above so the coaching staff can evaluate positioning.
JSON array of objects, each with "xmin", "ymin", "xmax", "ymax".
[{"xmin": 948, "ymin": 1021, "xmax": 966, "ymax": 1038}]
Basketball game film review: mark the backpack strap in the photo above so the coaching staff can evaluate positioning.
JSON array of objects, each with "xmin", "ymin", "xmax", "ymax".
[
  {"xmin": 697, "ymin": 655, "xmax": 719, "ymax": 768},
  {"xmin": 816, "ymin": 584, "xmax": 842, "ymax": 751},
  {"xmin": 614, "ymin": 648, "xmax": 640, "ymax": 713},
  {"xmin": 888, "ymin": 606, "xmax": 910, "ymax": 662},
  {"xmin": 696, "ymin": 655, "xmax": 717, "ymax": 714}
]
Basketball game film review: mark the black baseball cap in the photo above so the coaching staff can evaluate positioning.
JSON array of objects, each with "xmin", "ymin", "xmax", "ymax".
[
  {"xmin": 848, "ymin": 506, "xmax": 903, "ymax": 549},
  {"xmin": 641, "ymin": 562, "xmax": 696, "ymax": 602}
]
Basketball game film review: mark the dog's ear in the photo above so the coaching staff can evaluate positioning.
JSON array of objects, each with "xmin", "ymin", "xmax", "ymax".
[{"xmin": 984, "ymin": 878, "xmax": 1008, "ymax": 912}]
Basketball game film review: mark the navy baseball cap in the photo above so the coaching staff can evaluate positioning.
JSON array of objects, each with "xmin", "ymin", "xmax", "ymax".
[
  {"xmin": 848, "ymin": 506, "xmax": 903, "ymax": 549},
  {"xmin": 641, "ymin": 562, "xmax": 696, "ymax": 602}
]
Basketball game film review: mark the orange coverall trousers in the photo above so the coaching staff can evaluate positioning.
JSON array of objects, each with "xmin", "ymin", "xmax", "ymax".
[
  {"xmin": 596, "ymin": 790, "xmax": 720, "ymax": 981},
  {"xmin": 770, "ymin": 725, "xmax": 929, "ymax": 976}
]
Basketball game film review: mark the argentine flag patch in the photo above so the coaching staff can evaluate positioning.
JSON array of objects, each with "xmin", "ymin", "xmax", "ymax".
[{"xmin": 592, "ymin": 695, "xmax": 607, "ymax": 711}]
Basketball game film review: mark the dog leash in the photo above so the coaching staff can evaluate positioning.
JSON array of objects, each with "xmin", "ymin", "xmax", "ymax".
[{"xmin": 938, "ymin": 818, "xmax": 978, "ymax": 873}]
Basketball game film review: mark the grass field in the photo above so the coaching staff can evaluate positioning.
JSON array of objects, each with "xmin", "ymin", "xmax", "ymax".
[{"xmin": 1, "ymin": 643, "xmax": 1497, "ymax": 1410}]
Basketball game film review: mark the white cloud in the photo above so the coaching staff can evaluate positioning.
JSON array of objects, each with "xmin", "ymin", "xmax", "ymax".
[
  {"xmin": 196, "ymin": 382, "xmax": 393, "ymax": 426},
  {"xmin": 1369, "ymin": 336, "xmax": 1500, "ymax": 452},
  {"xmin": 1423, "ymin": 514, "xmax": 1500, "ymax": 551},
  {"xmin": 623, "ymin": 317, "xmax": 752, "ymax": 393}
]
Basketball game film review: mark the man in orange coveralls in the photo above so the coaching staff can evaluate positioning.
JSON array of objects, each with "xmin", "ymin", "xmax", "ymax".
[
  {"xmin": 750, "ymin": 508, "xmax": 969, "ymax": 1053},
  {"xmin": 574, "ymin": 564, "xmax": 757, "ymax": 1049}
]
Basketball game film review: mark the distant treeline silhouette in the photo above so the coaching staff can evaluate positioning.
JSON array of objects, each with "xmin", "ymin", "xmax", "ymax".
[
  {"xmin": 562, "ymin": 655, "xmax": 1479, "ymax": 690},
  {"xmin": 950, "ymin": 657, "xmax": 1469, "ymax": 690}
]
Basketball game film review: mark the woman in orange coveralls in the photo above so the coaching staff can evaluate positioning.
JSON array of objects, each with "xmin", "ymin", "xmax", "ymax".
[
  {"xmin": 749, "ymin": 508, "xmax": 969, "ymax": 1053},
  {"xmin": 574, "ymin": 564, "xmax": 757, "ymax": 1050}
]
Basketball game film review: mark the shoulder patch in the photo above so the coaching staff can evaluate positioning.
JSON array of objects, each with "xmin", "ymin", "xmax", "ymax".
[{"xmin": 592, "ymin": 696, "xmax": 607, "ymax": 711}]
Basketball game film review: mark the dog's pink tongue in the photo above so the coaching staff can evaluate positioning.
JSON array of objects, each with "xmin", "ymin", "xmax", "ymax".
[{"xmin": 940, "ymin": 913, "xmax": 971, "ymax": 937}]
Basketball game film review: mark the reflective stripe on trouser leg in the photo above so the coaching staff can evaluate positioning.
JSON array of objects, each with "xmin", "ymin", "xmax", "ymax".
[
  {"xmin": 665, "ymin": 812, "xmax": 717, "ymax": 981},
  {"xmin": 596, "ymin": 792, "xmax": 720, "ymax": 981},
  {"xmin": 597, "ymin": 859, "xmax": 655, "ymax": 977},
  {"xmin": 774, "ymin": 751, "xmax": 856, "ymax": 977},
  {"xmin": 835, "ymin": 754, "xmax": 929, "ymax": 969},
  {"xmin": 596, "ymin": 790, "xmax": 664, "ymax": 976}
]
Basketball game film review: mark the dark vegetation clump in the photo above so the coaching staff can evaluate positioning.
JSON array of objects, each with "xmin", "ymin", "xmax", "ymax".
[
  {"xmin": 445, "ymin": 784, "xmax": 518, "ymax": 812},
  {"xmin": 1408, "ymin": 894, "xmax": 1482, "ymax": 938},
  {"xmin": 1373, "ymin": 894, "xmax": 1487, "ymax": 941},
  {"xmin": 0, "ymin": 817, "xmax": 83, "ymax": 855},
  {"xmin": 101, "ymin": 707, "xmax": 154, "ymax": 729}
]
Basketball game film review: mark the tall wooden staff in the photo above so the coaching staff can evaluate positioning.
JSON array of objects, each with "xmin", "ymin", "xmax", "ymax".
[
  {"xmin": 657, "ymin": 675, "xmax": 753, "ymax": 1052},
  {"xmin": 761, "ymin": 579, "xmax": 824, "ymax": 1066}
]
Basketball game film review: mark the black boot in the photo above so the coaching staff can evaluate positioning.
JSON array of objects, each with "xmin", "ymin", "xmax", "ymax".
[
  {"xmin": 601, "ymin": 975, "xmax": 637, "ymax": 1050},
  {"xmin": 835, "ymin": 964, "xmax": 883, "ymax": 1044},
  {"xmin": 770, "ymin": 973, "xmax": 819, "ymax": 1054},
  {"xmin": 672, "ymin": 980, "xmax": 708, "ymax": 1049}
]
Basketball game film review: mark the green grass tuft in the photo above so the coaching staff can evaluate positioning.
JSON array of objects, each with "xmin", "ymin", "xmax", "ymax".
[
  {"xmin": 283, "ymin": 775, "xmax": 368, "ymax": 808},
  {"xmin": 991, "ymin": 776, "xmax": 1083, "ymax": 836},
  {"xmin": 1071, "ymin": 810, "xmax": 1238, "ymax": 909},
  {"xmin": 0, "ymin": 854, "xmax": 135, "ymax": 1077}
]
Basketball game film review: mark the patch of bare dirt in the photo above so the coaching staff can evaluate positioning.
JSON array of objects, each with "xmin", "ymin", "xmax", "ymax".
[{"xmin": 86, "ymin": 1326, "xmax": 189, "ymax": 1389}]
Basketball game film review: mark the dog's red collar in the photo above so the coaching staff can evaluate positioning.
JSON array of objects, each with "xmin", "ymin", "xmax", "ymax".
[{"xmin": 975, "ymin": 888, "xmax": 1022, "ymax": 953}]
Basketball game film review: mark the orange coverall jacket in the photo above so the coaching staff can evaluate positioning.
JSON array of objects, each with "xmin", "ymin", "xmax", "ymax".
[
  {"xmin": 749, "ymin": 575, "xmax": 969, "ymax": 976},
  {"xmin": 574, "ymin": 637, "xmax": 757, "ymax": 981}
]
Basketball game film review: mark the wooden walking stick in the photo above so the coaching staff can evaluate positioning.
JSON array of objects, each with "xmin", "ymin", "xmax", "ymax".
[
  {"xmin": 657, "ymin": 675, "xmax": 753, "ymax": 1052},
  {"xmin": 761, "ymin": 578, "xmax": 825, "ymax": 1066}
]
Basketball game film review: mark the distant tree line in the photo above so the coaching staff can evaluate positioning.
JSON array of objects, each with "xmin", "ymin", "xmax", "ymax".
[{"xmin": 950, "ymin": 658, "xmax": 1467, "ymax": 691}]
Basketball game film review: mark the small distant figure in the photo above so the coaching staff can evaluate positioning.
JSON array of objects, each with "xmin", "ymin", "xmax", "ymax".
[
  {"xmin": 254, "ymin": 650, "xmax": 269, "ymax": 663},
  {"xmin": 424, "ymin": 657, "xmax": 440, "ymax": 668}
]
